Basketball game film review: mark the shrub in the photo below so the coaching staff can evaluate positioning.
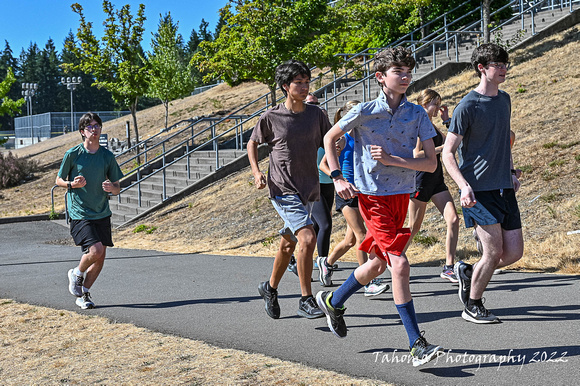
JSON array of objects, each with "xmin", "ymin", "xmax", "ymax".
[{"xmin": 0, "ymin": 152, "xmax": 38, "ymax": 189}]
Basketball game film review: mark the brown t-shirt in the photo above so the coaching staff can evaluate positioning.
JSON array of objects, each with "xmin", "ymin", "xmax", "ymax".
[{"xmin": 250, "ymin": 103, "xmax": 331, "ymax": 204}]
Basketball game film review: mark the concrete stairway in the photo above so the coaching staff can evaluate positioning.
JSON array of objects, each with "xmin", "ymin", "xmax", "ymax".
[{"xmin": 110, "ymin": 149, "xmax": 246, "ymax": 227}]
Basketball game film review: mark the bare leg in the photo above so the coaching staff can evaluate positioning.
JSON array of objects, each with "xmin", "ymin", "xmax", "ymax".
[
  {"xmin": 269, "ymin": 235, "xmax": 296, "ymax": 289},
  {"xmin": 294, "ymin": 225, "xmax": 317, "ymax": 296},
  {"xmin": 431, "ymin": 190, "xmax": 459, "ymax": 266},
  {"xmin": 471, "ymin": 224, "xmax": 523, "ymax": 299},
  {"xmin": 403, "ymin": 198, "xmax": 427, "ymax": 254},
  {"xmin": 79, "ymin": 243, "xmax": 106, "ymax": 289},
  {"xmin": 353, "ymin": 247, "xmax": 387, "ymax": 286}
]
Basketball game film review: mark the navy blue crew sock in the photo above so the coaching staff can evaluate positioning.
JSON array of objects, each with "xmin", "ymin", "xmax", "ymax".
[
  {"xmin": 330, "ymin": 272, "xmax": 364, "ymax": 309},
  {"xmin": 395, "ymin": 299, "xmax": 421, "ymax": 348}
]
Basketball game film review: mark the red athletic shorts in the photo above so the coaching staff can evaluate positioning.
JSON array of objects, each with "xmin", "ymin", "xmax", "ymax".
[{"xmin": 358, "ymin": 193, "xmax": 411, "ymax": 265}]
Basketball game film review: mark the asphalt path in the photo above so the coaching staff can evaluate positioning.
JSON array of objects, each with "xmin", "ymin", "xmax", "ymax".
[{"xmin": 1, "ymin": 220, "xmax": 579, "ymax": 385}]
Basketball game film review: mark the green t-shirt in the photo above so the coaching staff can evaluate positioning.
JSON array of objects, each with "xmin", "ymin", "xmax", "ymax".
[{"xmin": 58, "ymin": 143, "xmax": 124, "ymax": 220}]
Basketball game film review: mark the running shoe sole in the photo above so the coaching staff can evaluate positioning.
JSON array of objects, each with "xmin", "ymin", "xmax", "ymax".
[{"xmin": 462, "ymin": 309, "xmax": 501, "ymax": 324}]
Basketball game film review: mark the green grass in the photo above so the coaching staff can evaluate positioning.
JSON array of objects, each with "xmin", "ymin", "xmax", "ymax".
[{"xmin": 413, "ymin": 231, "xmax": 438, "ymax": 247}]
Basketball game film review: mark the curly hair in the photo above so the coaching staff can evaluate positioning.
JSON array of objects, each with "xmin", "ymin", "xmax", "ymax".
[{"xmin": 373, "ymin": 46, "xmax": 416, "ymax": 74}]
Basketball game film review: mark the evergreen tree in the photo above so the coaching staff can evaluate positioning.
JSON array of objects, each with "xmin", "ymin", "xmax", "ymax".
[
  {"xmin": 35, "ymin": 39, "xmax": 62, "ymax": 114},
  {"xmin": 147, "ymin": 13, "xmax": 196, "ymax": 129}
]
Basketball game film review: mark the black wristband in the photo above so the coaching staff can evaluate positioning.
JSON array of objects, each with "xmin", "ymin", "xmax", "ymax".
[
  {"xmin": 67, "ymin": 182, "xmax": 72, "ymax": 190},
  {"xmin": 511, "ymin": 169, "xmax": 517, "ymax": 175}
]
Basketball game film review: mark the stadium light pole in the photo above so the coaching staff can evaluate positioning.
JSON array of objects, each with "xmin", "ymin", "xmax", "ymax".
[
  {"xmin": 21, "ymin": 82, "xmax": 38, "ymax": 144},
  {"xmin": 61, "ymin": 76, "xmax": 82, "ymax": 133}
]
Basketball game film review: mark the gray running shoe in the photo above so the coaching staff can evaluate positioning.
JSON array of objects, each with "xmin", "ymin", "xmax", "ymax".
[
  {"xmin": 68, "ymin": 269, "xmax": 83, "ymax": 297},
  {"xmin": 364, "ymin": 278, "xmax": 389, "ymax": 297},
  {"xmin": 410, "ymin": 332, "xmax": 444, "ymax": 367},
  {"xmin": 287, "ymin": 255, "xmax": 298, "ymax": 276},
  {"xmin": 258, "ymin": 281, "xmax": 280, "ymax": 319},
  {"xmin": 454, "ymin": 261, "xmax": 472, "ymax": 306},
  {"xmin": 317, "ymin": 256, "xmax": 333, "ymax": 287},
  {"xmin": 75, "ymin": 292, "xmax": 95, "ymax": 309},
  {"xmin": 316, "ymin": 291, "xmax": 347, "ymax": 338},
  {"xmin": 440, "ymin": 265, "xmax": 458, "ymax": 283},
  {"xmin": 297, "ymin": 296, "xmax": 324, "ymax": 319},
  {"xmin": 462, "ymin": 301, "xmax": 501, "ymax": 324}
]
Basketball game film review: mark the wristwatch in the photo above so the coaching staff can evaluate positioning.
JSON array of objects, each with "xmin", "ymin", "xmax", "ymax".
[
  {"xmin": 67, "ymin": 181, "xmax": 72, "ymax": 190},
  {"xmin": 330, "ymin": 170, "xmax": 342, "ymax": 179}
]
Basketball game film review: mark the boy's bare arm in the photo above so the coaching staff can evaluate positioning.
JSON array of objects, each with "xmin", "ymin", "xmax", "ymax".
[
  {"xmin": 324, "ymin": 124, "xmax": 359, "ymax": 199},
  {"xmin": 442, "ymin": 132, "xmax": 476, "ymax": 208},
  {"xmin": 247, "ymin": 139, "xmax": 266, "ymax": 189},
  {"xmin": 370, "ymin": 138, "xmax": 437, "ymax": 173}
]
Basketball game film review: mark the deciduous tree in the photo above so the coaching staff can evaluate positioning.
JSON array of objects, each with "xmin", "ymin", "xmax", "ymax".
[{"xmin": 65, "ymin": 1, "xmax": 148, "ymax": 150}]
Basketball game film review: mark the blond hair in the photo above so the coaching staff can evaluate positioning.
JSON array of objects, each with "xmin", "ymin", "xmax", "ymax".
[{"xmin": 334, "ymin": 100, "xmax": 361, "ymax": 124}]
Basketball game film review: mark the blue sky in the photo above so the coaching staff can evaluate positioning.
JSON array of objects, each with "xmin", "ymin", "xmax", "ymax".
[{"xmin": 0, "ymin": 0, "xmax": 229, "ymax": 56}]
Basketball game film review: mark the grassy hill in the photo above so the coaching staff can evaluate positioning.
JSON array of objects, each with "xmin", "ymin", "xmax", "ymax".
[{"xmin": 2, "ymin": 26, "xmax": 579, "ymax": 274}]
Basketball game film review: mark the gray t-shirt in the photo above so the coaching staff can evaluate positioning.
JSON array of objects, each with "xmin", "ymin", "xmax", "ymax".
[
  {"xmin": 250, "ymin": 103, "xmax": 331, "ymax": 204},
  {"xmin": 338, "ymin": 93, "xmax": 435, "ymax": 196},
  {"xmin": 448, "ymin": 90, "xmax": 512, "ymax": 191}
]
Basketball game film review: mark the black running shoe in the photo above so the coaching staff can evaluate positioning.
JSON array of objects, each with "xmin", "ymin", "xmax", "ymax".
[
  {"xmin": 316, "ymin": 291, "xmax": 347, "ymax": 338},
  {"xmin": 410, "ymin": 332, "xmax": 444, "ymax": 367},
  {"xmin": 258, "ymin": 281, "xmax": 280, "ymax": 319},
  {"xmin": 462, "ymin": 301, "xmax": 501, "ymax": 324},
  {"xmin": 297, "ymin": 296, "xmax": 324, "ymax": 319},
  {"xmin": 454, "ymin": 261, "xmax": 472, "ymax": 306}
]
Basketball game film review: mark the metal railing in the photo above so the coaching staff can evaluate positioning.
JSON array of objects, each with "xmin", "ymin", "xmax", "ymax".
[{"xmin": 114, "ymin": 0, "xmax": 577, "ymax": 213}]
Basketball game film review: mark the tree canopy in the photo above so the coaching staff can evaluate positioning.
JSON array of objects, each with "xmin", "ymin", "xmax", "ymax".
[{"xmin": 65, "ymin": 0, "xmax": 149, "ymax": 146}]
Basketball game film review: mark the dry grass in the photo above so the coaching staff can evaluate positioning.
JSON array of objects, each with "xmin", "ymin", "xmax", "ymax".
[
  {"xmin": 0, "ymin": 299, "xmax": 386, "ymax": 385},
  {"xmin": 1, "ymin": 25, "xmax": 580, "ymax": 384}
]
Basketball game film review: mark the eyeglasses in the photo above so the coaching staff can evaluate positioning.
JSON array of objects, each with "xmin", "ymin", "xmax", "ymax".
[
  {"xmin": 84, "ymin": 125, "xmax": 101, "ymax": 131},
  {"xmin": 487, "ymin": 62, "xmax": 511, "ymax": 70},
  {"xmin": 305, "ymin": 101, "xmax": 320, "ymax": 105}
]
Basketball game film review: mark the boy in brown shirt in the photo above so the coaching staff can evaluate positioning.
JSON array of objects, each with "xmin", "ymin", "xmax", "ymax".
[{"xmin": 247, "ymin": 59, "xmax": 331, "ymax": 319}]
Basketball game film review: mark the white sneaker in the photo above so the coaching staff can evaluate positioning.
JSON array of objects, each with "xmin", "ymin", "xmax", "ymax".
[
  {"xmin": 76, "ymin": 292, "xmax": 95, "ymax": 309},
  {"xmin": 364, "ymin": 278, "xmax": 389, "ymax": 297},
  {"xmin": 68, "ymin": 269, "xmax": 83, "ymax": 297}
]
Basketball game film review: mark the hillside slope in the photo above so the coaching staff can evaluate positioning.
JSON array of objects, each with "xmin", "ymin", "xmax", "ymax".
[{"xmin": 2, "ymin": 26, "xmax": 579, "ymax": 274}]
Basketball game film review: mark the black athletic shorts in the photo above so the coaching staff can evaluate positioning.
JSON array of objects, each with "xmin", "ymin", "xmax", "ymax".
[
  {"xmin": 335, "ymin": 193, "xmax": 359, "ymax": 212},
  {"xmin": 70, "ymin": 216, "xmax": 113, "ymax": 254},
  {"xmin": 411, "ymin": 181, "xmax": 449, "ymax": 203},
  {"xmin": 461, "ymin": 189, "xmax": 521, "ymax": 230}
]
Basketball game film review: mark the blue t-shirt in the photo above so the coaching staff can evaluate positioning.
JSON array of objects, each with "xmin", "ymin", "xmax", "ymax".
[
  {"xmin": 338, "ymin": 93, "xmax": 436, "ymax": 196},
  {"xmin": 58, "ymin": 144, "xmax": 124, "ymax": 220},
  {"xmin": 339, "ymin": 132, "xmax": 355, "ymax": 184},
  {"xmin": 448, "ymin": 90, "xmax": 512, "ymax": 191}
]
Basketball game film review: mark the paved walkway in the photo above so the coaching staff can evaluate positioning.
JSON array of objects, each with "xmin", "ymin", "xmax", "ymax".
[{"xmin": 1, "ymin": 221, "xmax": 579, "ymax": 385}]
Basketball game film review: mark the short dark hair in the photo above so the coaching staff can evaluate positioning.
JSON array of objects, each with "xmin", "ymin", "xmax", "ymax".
[
  {"xmin": 275, "ymin": 59, "xmax": 311, "ymax": 97},
  {"xmin": 471, "ymin": 43, "xmax": 509, "ymax": 77},
  {"xmin": 373, "ymin": 46, "xmax": 416, "ymax": 74},
  {"xmin": 78, "ymin": 112, "xmax": 103, "ymax": 139}
]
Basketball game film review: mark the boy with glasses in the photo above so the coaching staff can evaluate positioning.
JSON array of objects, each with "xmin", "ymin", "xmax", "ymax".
[
  {"xmin": 442, "ymin": 43, "xmax": 523, "ymax": 324},
  {"xmin": 248, "ymin": 59, "xmax": 331, "ymax": 319},
  {"xmin": 317, "ymin": 47, "xmax": 443, "ymax": 367},
  {"xmin": 56, "ymin": 112, "xmax": 123, "ymax": 309}
]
